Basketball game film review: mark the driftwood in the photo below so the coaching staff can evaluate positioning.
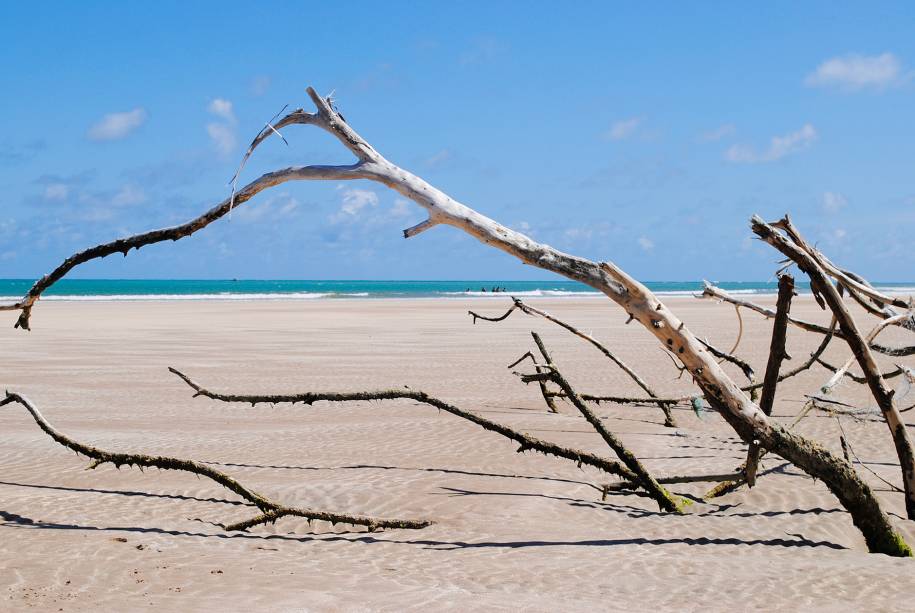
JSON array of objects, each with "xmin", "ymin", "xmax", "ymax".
[
  {"xmin": 0, "ymin": 392, "xmax": 429, "ymax": 533},
  {"xmin": 506, "ymin": 351, "xmax": 558, "ymax": 412},
  {"xmin": 168, "ymin": 367, "xmax": 643, "ymax": 485},
  {"xmin": 2, "ymin": 88, "xmax": 910, "ymax": 555},
  {"xmin": 752, "ymin": 215, "xmax": 915, "ymax": 520},
  {"xmin": 746, "ymin": 274, "xmax": 795, "ymax": 487},
  {"xmin": 172, "ymin": 364, "xmax": 692, "ymax": 512},
  {"xmin": 470, "ymin": 298, "xmax": 676, "ymax": 426},
  {"xmin": 701, "ymin": 283, "xmax": 915, "ymax": 357},
  {"xmin": 523, "ymin": 332, "xmax": 685, "ymax": 512}
]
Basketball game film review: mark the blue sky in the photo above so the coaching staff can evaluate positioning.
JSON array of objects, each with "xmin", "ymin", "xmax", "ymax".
[{"xmin": 2, "ymin": 2, "xmax": 914, "ymax": 281}]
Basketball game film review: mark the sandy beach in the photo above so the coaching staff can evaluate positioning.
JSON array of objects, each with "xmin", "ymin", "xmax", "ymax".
[{"xmin": 2, "ymin": 296, "xmax": 914, "ymax": 611}]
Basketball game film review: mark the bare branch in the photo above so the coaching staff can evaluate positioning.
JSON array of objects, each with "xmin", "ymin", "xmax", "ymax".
[
  {"xmin": 701, "ymin": 283, "xmax": 915, "ymax": 357},
  {"xmin": 752, "ymin": 215, "xmax": 915, "ymax": 519},
  {"xmin": 746, "ymin": 274, "xmax": 795, "ymax": 487},
  {"xmin": 168, "ymin": 367, "xmax": 640, "ymax": 483},
  {"xmin": 470, "ymin": 298, "xmax": 676, "ymax": 426},
  {"xmin": 523, "ymin": 332, "xmax": 686, "ymax": 513},
  {"xmin": 4, "ymin": 88, "xmax": 908, "ymax": 554},
  {"xmin": 1, "ymin": 392, "xmax": 429, "ymax": 533}
]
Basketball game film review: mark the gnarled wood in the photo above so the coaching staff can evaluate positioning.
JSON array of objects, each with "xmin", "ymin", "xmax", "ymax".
[
  {"xmin": 752, "ymin": 215, "xmax": 915, "ymax": 520},
  {"xmin": 168, "ymin": 367, "xmax": 641, "ymax": 484},
  {"xmin": 701, "ymin": 283, "xmax": 915, "ymax": 357},
  {"xmin": 524, "ymin": 332, "xmax": 685, "ymax": 512},
  {"xmin": 0, "ymin": 392, "xmax": 429, "ymax": 533}
]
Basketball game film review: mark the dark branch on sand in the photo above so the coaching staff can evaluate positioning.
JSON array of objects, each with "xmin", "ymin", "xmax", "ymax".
[
  {"xmin": 0, "ymin": 391, "xmax": 430, "ymax": 533},
  {"xmin": 168, "ymin": 367, "xmax": 643, "ymax": 485},
  {"xmin": 470, "ymin": 297, "xmax": 676, "ymax": 426}
]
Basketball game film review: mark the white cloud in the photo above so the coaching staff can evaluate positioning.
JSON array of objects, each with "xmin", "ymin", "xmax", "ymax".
[
  {"xmin": 805, "ymin": 53, "xmax": 907, "ymax": 91},
  {"xmin": 563, "ymin": 227, "xmax": 594, "ymax": 242},
  {"xmin": 334, "ymin": 187, "xmax": 379, "ymax": 221},
  {"xmin": 606, "ymin": 117, "xmax": 642, "ymax": 141},
  {"xmin": 43, "ymin": 183, "xmax": 69, "ymax": 201},
  {"xmin": 725, "ymin": 124, "xmax": 817, "ymax": 163},
  {"xmin": 208, "ymin": 98, "xmax": 236, "ymax": 123},
  {"xmin": 833, "ymin": 228, "xmax": 847, "ymax": 241},
  {"xmin": 822, "ymin": 191, "xmax": 848, "ymax": 214},
  {"xmin": 87, "ymin": 108, "xmax": 147, "ymax": 141},
  {"xmin": 206, "ymin": 123, "xmax": 236, "ymax": 155},
  {"xmin": 637, "ymin": 236, "xmax": 654, "ymax": 252},
  {"xmin": 390, "ymin": 198, "xmax": 412, "ymax": 217},
  {"xmin": 699, "ymin": 124, "xmax": 735, "ymax": 142},
  {"xmin": 425, "ymin": 149, "xmax": 452, "ymax": 168},
  {"xmin": 206, "ymin": 98, "xmax": 237, "ymax": 155},
  {"xmin": 250, "ymin": 75, "xmax": 271, "ymax": 96},
  {"xmin": 235, "ymin": 193, "xmax": 299, "ymax": 223},
  {"xmin": 111, "ymin": 184, "xmax": 146, "ymax": 207}
]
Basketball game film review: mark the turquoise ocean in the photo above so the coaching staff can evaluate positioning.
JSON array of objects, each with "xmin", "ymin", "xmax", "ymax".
[{"xmin": 1, "ymin": 279, "xmax": 914, "ymax": 301}]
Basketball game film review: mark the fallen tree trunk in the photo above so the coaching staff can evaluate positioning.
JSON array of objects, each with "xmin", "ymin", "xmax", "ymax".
[
  {"xmin": 4, "ymin": 88, "xmax": 909, "ymax": 555},
  {"xmin": 0, "ymin": 392, "xmax": 429, "ymax": 533}
]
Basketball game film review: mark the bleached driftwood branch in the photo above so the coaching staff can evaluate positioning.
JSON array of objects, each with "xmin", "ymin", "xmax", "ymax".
[
  {"xmin": 469, "ymin": 297, "xmax": 676, "ymax": 426},
  {"xmin": 752, "ymin": 215, "xmax": 915, "ymax": 520},
  {"xmin": 4, "ymin": 88, "xmax": 908, "ymax": 554},
  {"xmin": 0, "ymin": 392, "xmax": 430, "ymax": 533}
]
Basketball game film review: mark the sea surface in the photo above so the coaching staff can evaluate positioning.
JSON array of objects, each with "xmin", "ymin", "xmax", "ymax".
[{"xmin": 1, "ymin": 279, "xmax": 914, "ymax": 302}]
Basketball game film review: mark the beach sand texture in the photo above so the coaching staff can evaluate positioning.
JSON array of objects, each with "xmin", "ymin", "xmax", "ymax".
[{"xmin": 2, "ymin": 296, "xmax": 914, "ymax": 611}]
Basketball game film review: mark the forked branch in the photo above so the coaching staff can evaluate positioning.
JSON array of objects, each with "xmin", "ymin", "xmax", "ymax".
[
  {"xmin": 470, "ymin": 298, "xmax": 676, "ymax": 426},
  {"xmin": 752, "ymin": 215, "xmax": 915, "ymax": 520}
]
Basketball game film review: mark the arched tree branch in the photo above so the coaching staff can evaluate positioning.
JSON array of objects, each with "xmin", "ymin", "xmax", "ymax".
[{"xmin": 2, "ymin": 88, "xmax": 908, "ymax": 554}]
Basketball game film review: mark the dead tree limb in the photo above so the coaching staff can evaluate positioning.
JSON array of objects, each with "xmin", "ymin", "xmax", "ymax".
[
  {"xmin": 746, "ymin": 274, "xmax": 795, "ymax": 487},
  {"xmin": 752, "ymin": 215, "xmax": 915, "ymax": 520},
  {"xmin": 523, "ymin": 332, "xmax": 685, "ymax": 512},
  {"xmin": 773, "ymin": 216, "xmax": 913, "ymax": 314},
  {"xmin": 506, "ymin": 351, "xmax": 558, "ymax": 412},
  {"xmin": 0, "ymin": 392, "xmax": 429, "ymax": 533},
  {"xmin": 701, "ymin": 283, "xmax": 915, "ymax": 357},
  {"xmin": 168, "ymin": 367, "xmax": 641, "ymax": 484},
  {"xmin": 699, "ymin": 339, "xmax": 756, "ymax": 388},
  {"xmin": 4, "ymin": 89, "xmax": 909, "ymax": 554},
  {"xmin": 470, "ymin": 298, "xmax": 676, "ymax": 426}
]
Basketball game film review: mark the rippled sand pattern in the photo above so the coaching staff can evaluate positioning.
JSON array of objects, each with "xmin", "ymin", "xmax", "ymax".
[{"xmin": 1, "ymin": 297, "xmax": 914, "ymax": 611}]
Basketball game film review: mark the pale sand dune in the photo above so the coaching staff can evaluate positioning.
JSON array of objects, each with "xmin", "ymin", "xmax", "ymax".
[{"xmin": 1, "ymin": 296, "xmax": 914, "ymax": 611}]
